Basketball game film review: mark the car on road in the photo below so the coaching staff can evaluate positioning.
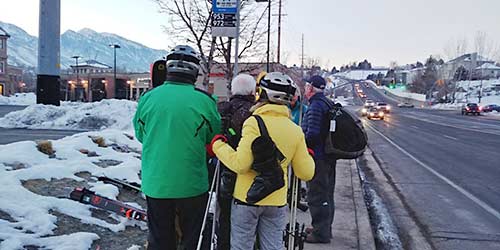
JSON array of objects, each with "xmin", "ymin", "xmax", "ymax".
[
  {"xmin": 376, "ymin": 102, "xmax": 391, "ymax": 113},
  {"xmin": 398, "ymin": 102, "xmax": 415, "ymax": 108},
  {"xmin": 461, "ymin": 103, "xmax": 481, "ymax": 115},
  {"xmin": 361, "ymin": 100, "xmax": 376, "ymax": 116},
  {"xmin": 367, "ymin": 107, "xmax": 385, "ymax": 120},
  {"xmin": 365, "ymin": 99, "xmax": 375, "ymax": 107},
  {"xmin": 481, "ymin": 104, "xmax": 500, "ymax": 113}
]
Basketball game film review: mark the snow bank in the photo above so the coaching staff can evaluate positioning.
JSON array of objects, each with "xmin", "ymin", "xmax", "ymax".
[
  {"xmin": 0, "ymin": 129, "xmax": 144, "ymax": 249},
  {"xmin": 484, "ymin": 111, "xmax": 500, "ymax": 117},
  {"xmin": 0, "ymin": 92, "xmax": 36, "ymax": 105},
  {"xmin": 430, "ymin": 103, "xmax": 462, "ymax": 110},
  {"xmin": 383, "ymin": 87, "xmax": 426, "ymax": 102},
  {"xmin": 0, "ymin": 99, "xmax": 137, "ymax": 131},
  {"xmin": 334, "ymin": 96, "xmax": 353, "ymax": 107},
  {"xmin": 334, "ymin": 69, "xmax": 388, "ymax": 80}
]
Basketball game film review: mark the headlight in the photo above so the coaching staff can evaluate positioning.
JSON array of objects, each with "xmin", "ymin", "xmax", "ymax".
[
  {"xmin": 379, "ymin": 112, "xmax": 384, "ymax": 116},
  {"xmin": 362, "ymin": 108, "xmax": 367, "ymax": 113},
  {"xmin": 369, "ymin": 113, "xmax": 374, "ymax": 116},
  {"xmin": 387, "ymin": 106, "xmax": 391, "ymax": 110}
]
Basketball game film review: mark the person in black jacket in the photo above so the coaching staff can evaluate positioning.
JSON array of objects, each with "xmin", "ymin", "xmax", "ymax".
[
  {"xmin": 216, "ymin": 73, "xmax": 256, "ymax": 250},
  {"xmin": 301, "ymin": 75, "xmax": 337, "ymax": 243}
]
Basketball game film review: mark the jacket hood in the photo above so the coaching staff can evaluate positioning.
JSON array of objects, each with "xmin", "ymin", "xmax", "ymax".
[{"xmin": 254, "ymin": 104, "xmax": 291, "ymax": 118}]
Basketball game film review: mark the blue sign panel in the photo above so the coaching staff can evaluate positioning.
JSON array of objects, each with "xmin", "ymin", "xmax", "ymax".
[{"xmin": 213, "ymin": 0, "xmax": 238, "ymax": 14}]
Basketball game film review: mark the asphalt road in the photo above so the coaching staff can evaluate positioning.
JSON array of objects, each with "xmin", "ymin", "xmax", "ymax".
[
  {"xmin": 351, "ymin": 81, "xmax": 500, "ymax": 249},
  {"xmin": 0, "ymin": 105, "xmax": 81, "ymax": 145}
]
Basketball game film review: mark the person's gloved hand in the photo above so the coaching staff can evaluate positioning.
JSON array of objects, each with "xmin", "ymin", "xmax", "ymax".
[
  {"xmin": 206, "ymin": 134, "xmax": 228, "ymax": 157},
  {"xmin": 307, "ymin": 148, "xmax": 315, "ymax": 157}
]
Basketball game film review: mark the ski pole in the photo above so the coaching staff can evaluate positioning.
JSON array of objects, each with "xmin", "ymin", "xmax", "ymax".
[
  {"xmin": 197, "ymin": 159, "xmax": 221, "ymax": 250},
  {"xmin": 210, "ymin": 159, "xmax": 220, "ymax": 250},
  {"xmin": 288, "ymin": 87, "xmax": 305, "ymax": 249}
]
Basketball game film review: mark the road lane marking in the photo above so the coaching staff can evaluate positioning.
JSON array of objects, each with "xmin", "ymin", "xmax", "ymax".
[
  {"xmin": 411, "ymin": 125, "xmax": 419, "ymax": 129},
  {"xmin": 443, "ymin": 135, "xmax": 458, "ymax": 141},
  {"xmin": 398, "ymin": 114, "xmax": 500, "ymax": 136},
  {"xmin": 366, "ymin": 123, "xmax": 500, "ymax": 222}
]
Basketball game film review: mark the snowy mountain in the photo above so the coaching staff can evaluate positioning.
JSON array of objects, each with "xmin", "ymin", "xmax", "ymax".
[{"xmin": 0, "ymin": 21, "xmax": 167, "ymax": 73}]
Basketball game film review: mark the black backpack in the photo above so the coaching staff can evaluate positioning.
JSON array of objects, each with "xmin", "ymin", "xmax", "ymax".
[
  {"xmin": 320, "ymin": 100, "xmax": 368, "ymax": 159},
  {"xmin": 246, "ymin": 115, "xmax": 286, "ymax": 204}
]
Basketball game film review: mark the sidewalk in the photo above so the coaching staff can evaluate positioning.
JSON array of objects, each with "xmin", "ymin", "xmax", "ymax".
[{"xmin": 297, "ymin": 159, "xmax": 376, "ymax": 250}]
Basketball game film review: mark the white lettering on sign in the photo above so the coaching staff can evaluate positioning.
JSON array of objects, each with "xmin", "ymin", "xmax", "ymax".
[{"xmin": 216, "ymin": 0, "xmax": 237, "ymax": 9}]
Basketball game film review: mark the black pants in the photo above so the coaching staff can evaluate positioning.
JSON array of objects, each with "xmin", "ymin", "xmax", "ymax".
[
  {"xmin": 216, "ymin": 196, "xmax": 232, "ymax": 250},
  {"xmin": 146, "ymin": 193, "xmax": 208, "ymax": 250},
  {"xmin": 307, "ymin": 158, "xmax": 337, "ymax": 241}
]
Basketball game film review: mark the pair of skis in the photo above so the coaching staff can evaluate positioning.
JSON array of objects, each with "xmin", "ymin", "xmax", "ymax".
[
  {"xmin": 69, "ymin": 177, "xmax": 146, "ymax": 222},
  {"xmin": 69, "ymin": 187, "xmax": 147, "ymax": 222}
]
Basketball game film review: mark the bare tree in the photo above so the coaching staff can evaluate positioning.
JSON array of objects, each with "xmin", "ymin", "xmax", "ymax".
[
  {"xmin": 443, "ymin": 37, "xmax": 469, "ymax": 103},
  {"xmin": 153, "ymin": 0, "xmax": 269, "ymax": 88},
  {"xmin": 444, "ymin": 37, "xmax": 468, "ymax": 61},
  {"xmin": 473, "ymin": 31, "xmax": 500, "ymax": 102}
]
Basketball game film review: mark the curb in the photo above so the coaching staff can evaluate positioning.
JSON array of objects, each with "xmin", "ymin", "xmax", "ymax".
[
  {"xmin": 358, "ymin": 148, "xmax": 434, "ymax": 250},
  {"xmin": 349, "ymin": 159, "xmax": 377, "ymax": 250}
]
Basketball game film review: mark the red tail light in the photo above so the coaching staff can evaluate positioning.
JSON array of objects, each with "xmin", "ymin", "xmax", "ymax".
[
  {"xmin": 479, "ymin": 106, "xmax": 483, "ymax": 111},
  {"xmin": 466, "ymin": 107, "xmax": 470, "ymax": 111}
]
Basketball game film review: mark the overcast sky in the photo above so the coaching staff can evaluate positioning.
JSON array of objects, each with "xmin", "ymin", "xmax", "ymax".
[{"xmin": 2, "ymin": 0, "xmax": 500, "ymax": 69}]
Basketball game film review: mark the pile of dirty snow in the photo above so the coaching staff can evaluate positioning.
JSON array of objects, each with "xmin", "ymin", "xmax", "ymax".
[
  {"xmin": 0, "ymin": 92, "xmax": 36, "ymax": 105},
  {"xmin": 0, "ymin": 99, "xmax": 137, "ymax": 131}
]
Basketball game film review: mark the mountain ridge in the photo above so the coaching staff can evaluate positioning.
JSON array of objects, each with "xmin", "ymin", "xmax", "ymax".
[{"xmin": 0, "ymin": 20, "xmax": 167, "ymax": 73}]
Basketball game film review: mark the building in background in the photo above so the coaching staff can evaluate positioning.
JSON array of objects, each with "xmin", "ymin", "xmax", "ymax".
[
  {"xmin": 61, "ymin": 60, "xmax": 151, "ymax": 102},
  {"xmin": 0, "ymin": 26, "xmax": 24, "ymax": 96}
]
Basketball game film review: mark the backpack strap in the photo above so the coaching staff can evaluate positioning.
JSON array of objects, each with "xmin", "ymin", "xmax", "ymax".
[
  {"xmin": 253, "ymin": 115, "xmax": 270, "ymax": 138},
  {"xmin": 318, "ymin": 97, "xmax": 341, "ymax": 120},
  {"xmin": 252, "ymin": 115, "xmax": 285, "ymax": 162}
]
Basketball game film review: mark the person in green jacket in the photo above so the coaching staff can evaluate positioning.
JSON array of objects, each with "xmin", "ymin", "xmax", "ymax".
[{"xmin": 133, "ymin": 45, "xmax": 221, "ymax": 250}]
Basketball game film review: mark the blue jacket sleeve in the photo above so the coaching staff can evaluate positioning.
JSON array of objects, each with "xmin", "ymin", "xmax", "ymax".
[{"xmin": 302, "ymin": 101, "xmax": 324, "ymax": 148}]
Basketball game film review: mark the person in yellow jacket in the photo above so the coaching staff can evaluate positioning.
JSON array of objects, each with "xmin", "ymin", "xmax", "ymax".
[{"xmin": 209, "ymin": 72, "xmax": 315, "ymax": 250}]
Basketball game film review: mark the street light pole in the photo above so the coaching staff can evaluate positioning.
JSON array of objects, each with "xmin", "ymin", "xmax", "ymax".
[
  {"xmin": 109, "ymin": 44, "xmax": 121, "ymax": 98},
  {"xmin": 71, "ymin": 55, "xmax": 81, "ymax": 101}
]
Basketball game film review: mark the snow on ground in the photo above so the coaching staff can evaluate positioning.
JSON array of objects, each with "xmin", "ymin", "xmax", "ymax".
[
  {"xmin": 0, "ymin": 129, "xmax": 145, "ymax": 249},
  {"xmin": 453, "ymin": 79, "xmax": 500, "ymax": 104},
  {"xmin": 0, "ymin": 99, "xmax": 137, "ymax": 131},
  {"xmin": 334, "ymin": 96, "xmax": 354, "ymax": 107},
  {"xmin": 382, "ymin": 86, "xmax": 426, "ymax": 102},
  {"xmin": 430, "ymin": 103, "xmax": 462, "ymax": 110},
  {"xmin": 334, "ymin": 69, "xmax": 388, "ymax": 80},
  {"xmin": 0, "ymin": 92, "xmax": 36, "ymax": 106}
]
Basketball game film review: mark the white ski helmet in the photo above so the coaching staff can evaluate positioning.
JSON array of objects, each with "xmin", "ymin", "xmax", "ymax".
[
  {"xmin": 258, "ymin": 72, "xmax": 297, "ymax": 105},
  {"xmin": 166, "ymin": 45, "xmax": 201, "ymax": 82}
]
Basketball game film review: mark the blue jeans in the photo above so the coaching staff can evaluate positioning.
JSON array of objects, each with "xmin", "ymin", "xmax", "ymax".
[{"xmin": 230, "ymin": 201, "xmax": 287, "ymax": 250}]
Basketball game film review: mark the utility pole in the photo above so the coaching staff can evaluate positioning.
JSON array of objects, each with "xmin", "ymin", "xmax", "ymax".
[
  {"xmin": 301, "ymin": 34, "xmax": 305, "ymax": 77},
  {"xmin": 267, "ymin": 0, "xmax": 271, "ymax": 72},
  {"xmin": 277, "ymin": 0, "xmax": 282, "ymax": 64}
]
